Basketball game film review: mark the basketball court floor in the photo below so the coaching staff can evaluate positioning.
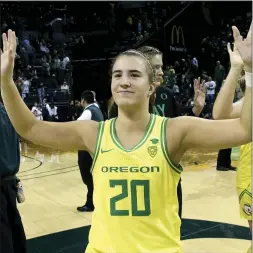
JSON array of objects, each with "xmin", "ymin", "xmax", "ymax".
[{"xmin": 18, "ymin": 141, "xmax": 251, "ymax": 253}]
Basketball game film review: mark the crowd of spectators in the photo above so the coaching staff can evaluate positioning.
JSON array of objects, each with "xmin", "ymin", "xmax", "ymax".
[
  {"xmin": 161, "ymin": 10, "xmax": 251, "ymax": 118},
  {"xmin": 0, "ymin": 2, "xmax": 250, "ymax": 121}
]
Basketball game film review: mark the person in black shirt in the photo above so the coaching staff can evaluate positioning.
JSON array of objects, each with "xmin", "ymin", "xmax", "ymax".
[
  {"xmin": 77, "ymin": 91, "xmax": 104, "ymax": 212},
  {"xmin": 0, "ymin": 100, "xmax": 27, "ymax": 253},
  {"xmin": 108, "ymin": 46, "xmax": 206, "ymax": 219}
]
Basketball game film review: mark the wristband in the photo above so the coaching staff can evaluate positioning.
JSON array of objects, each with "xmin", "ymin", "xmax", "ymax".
[{"xmin": 245, "ymin": 72, "xmax": 252, "ymax": 88}]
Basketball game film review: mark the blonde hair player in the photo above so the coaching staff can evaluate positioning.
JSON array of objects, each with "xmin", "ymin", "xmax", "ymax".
[
  {"xmin": 0, "ymin": 25, "xmax": 251, "ymax": 253},
  {"xmin": 213, "ymin": 29, "xmax": 252, "ymax": 253}
]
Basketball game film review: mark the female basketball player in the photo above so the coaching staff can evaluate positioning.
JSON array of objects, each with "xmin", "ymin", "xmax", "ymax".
[
  {"xmin": 108, "ymin": 46, "xmax": 206, "ymax": 220},
  {"xmin": 1, "ymin": 26, "xmax": 251, "ymax": 253},
  {"xmin": 213, "ymin": 42, "xmax": 252, "ymax": 253}
]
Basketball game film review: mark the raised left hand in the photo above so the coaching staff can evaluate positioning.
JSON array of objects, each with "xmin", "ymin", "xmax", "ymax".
[
  {"xmin": 193, "ymin": 77, "xmax": 206, "ymax": 109},
  {"xmin": 1, "ymin": 30, "xmax": 17, "ymax": 83},
  {"xmin": 232, "ymin": 23, "xmax": 252, "ymax": 72}
]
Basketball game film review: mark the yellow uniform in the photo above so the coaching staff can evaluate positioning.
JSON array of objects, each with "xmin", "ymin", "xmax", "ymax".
[
  {"xmin": 85, "ymin": 114, "xmax": 182, "ymax": 253},
  {"xmin": 237, "ymin": 143, "xmax": 252, "ymax": 220}
]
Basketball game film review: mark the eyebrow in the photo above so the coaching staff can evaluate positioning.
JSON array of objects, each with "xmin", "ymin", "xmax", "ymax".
[{"xmin": 112, "ymin": 70, "xmax": 142, "ymax": 74}]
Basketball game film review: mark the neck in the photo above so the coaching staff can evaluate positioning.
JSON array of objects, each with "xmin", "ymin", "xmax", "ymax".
[
  {"xmin": 117, "ymin": 106, "xmax": 151, "ymax": 132},
  {"xmin": 84, "ymin": 102, "xmax": 91, "ymax": 108}
]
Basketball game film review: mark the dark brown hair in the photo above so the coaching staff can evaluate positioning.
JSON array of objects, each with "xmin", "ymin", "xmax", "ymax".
[{"xmin": 110, "ymin": 49, "xmax": 157, "ymax": 113}]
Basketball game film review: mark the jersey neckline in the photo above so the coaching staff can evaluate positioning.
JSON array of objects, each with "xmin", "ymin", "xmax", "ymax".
[{"xmin": 110, "ymin": 114, "xmax": 156, "ymax": 152}]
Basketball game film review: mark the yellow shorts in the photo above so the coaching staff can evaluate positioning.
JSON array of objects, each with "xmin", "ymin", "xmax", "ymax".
[{"xmin": 237, "ymin": 183, "xmax": 252, "ymax": 220}]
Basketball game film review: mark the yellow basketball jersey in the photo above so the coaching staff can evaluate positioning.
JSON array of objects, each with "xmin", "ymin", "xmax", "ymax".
[
  {"xmin": 237, "ymin": 142, "xmax": 252, "ymax": 188},
  {"xmin": 85, "ymin": 114, "xmax": 182, "ymax": 253}
]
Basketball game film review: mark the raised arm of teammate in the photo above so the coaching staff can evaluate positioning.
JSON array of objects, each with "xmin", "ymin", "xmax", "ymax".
[
  {"xmin": 0, "ymin": 30, "xmax": 98, "ymax": 153},
  {"xmin": 212, "ymin": 42, "xmax": 244, "ymax": 119},
  {"xmin": 167, "ymin": 25, "xmax": 252, "ymax": 165}
]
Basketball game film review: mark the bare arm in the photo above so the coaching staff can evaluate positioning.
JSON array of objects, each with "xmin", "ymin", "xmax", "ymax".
[
  {"xmin": 1, "ymin": 78, "xmax": 99, "ymax": 153},
  {"xmin": 212, "ymin": 67, "xmax": 243, "ymax": 119},
  {"xmin": 168, "ymin": 72, "xmax": 250, "ymax": 164},
  {"xmin": 212, "ymin": 43, "xmax": 244, "ymax": 119},
  {"xmin": 1, "ymin": 31, "xmax": 100, "ymax": 153},
  {"xmin": 174, "ymin": 73, "xmax": 251, "ymax": 155}
]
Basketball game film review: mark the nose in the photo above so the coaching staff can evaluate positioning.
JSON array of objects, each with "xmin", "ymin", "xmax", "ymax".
[
  {"xmin": 158, "ymin": 68, "xmax": 164, "ymax": 77},
  {"xmin": 119, "ymin": 76, "xmax": 131, "ymax": 88}
]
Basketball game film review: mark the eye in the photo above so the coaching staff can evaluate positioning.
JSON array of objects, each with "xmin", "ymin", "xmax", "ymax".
[
  {"xmin": 155, "ymin": 65, "xmax": 162, "ymax": 70},
  {"xmin": 131, "ymin": 73, "xmax": 139, "ymax": 78},
  {"xmin": 114, "ymin": 74, "xmax": 121, "ymax": 78}
]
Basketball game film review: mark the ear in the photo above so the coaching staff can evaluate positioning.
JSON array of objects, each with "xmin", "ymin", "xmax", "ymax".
[{"xmin": 149, "ymin": 82, "xmax": 156, "ymax": 95}]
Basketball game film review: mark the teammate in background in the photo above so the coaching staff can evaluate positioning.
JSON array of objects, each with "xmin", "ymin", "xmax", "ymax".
[
  {"xmin": 108, "ymin": 46, "xmax": 206, "ymax": 219},
  {"xmin": 212, "ymin": 42, "xmax": 252, "ymax": 253},
  {"xmin": 0, "ymin": 97, "xmax": 27, "ymax": 253},
  {"xmin": 77, "ymin": 90, "xmax": 104, "ymax": 212},
  {"xmin": 1, "ymin": 26, "xmax": 251, "ymax": 253}
]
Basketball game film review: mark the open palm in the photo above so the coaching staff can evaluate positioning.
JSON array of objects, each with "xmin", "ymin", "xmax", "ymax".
[
  {"xmin": 232, "ymin": 24, "xmax": 252, "ymax": 70},
  {"xmin": 227, "ymin": 43, "xmax": 243, "ymax": 68},
  {"xmin": 193, "ymin": 78, "xmax": 206, "ymax": 109},
  {"xmin": 1, "ymin": 30, "xmax": 17, "ymax": 83}
]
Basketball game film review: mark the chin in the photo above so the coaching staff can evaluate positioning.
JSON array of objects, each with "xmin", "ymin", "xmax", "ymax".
[{"xmin": 115, "ymin": 98, "xmax": 139, "ymax": 109}]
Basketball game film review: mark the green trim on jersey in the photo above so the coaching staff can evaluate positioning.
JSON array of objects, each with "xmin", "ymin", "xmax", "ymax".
[
  {"xmin": 110, "ymin": 114, "xmax": 156, "ymax": 152},
  {"xmin": 91, "ymin": 122, "xmax": 105, "ymax": 173},
  {"xmin": 161, "ymin": 118, "xmax": 183, "ymax": 174},
  {"xmin": 239, "ymin": 189, "xmax": 252, "ymax": 200}
]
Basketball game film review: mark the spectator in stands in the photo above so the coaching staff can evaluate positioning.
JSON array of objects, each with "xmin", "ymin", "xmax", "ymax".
[
  {"xmin": 15, "ymin": 76, "xmax": 23, "ymax": 95},
  {"xmin": 19, "ymin": 47, "xmax": 29, "ymax": 68},
  {"xmin": 61, "ymin": 81, "xmax": 69, "ymax": 92},
  {"xmin": 137, "ymin": 20, "xmax": 142, "ymax": 34},
  {"xmin": 36, "ymin": 75, "xmax": 45, "ymax": 105},
  {"xmin": 214, "ymin": 61, "xmax": 225, "ymax": 93},
  {"xmin": 40, "ymin": 40, "xmax": 50, "ymax": 54},
  {"xmin": 62, "ymin": 54, "xmax": 70, "ymax": 69},
  {"xmin": 205, "ymin": 76, "xmax": 216, "ymax": 104},
  {"xmin": 23, "ymin": 38, "xmax": 36, "ymax": 65},
  {"xmin": 48, "ymin": 103, "xmax": 58, "ymax": 122},
  {"xmin": 31, "ymin": 102, "xmax": 43, "ymax": 121},
  {"xmin": 21, "ymin": 76, "xmax": 30, "ymax": 101},
  {"xmin": 42, "ymin": 98, "xmax": 50, "ymax": 121}
]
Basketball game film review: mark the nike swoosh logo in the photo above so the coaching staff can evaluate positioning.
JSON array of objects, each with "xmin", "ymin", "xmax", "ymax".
[{"xmin": 101, "ymin": 148, "xmax": 113, "ymax": 154}]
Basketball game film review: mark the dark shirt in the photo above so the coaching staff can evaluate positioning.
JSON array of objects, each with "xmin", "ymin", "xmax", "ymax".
[
  {"xmin": 154, "ymin": 86, "xmax": 179, "ymax": 118},
  {"xmin": 0, "ymin": 103, "xmax": 20, "ymax": 178}
]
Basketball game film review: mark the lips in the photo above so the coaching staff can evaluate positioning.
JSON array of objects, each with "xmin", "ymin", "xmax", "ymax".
[{"xmin": 118, "ymin": 91, "xmax": 134, "ymax": 93}]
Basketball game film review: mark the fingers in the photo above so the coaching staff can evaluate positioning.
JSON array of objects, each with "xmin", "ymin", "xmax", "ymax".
[
  {"xmin": 246, "ymin": 22, "xmax": 252, "ymax": 39},
  {"xmin": 200, "ymin": 80, "xmax": 206, "ymax": 93},
  {"xmin": 2, "ymin": 30, "xmax": 16, "ymax": 53},
  {"xmin": 195, "ymin": 90, "xmax": 200, "ymax": 97},
  {"xmin": 233, "ymin": 44, "xmax": 238, "ymax": 52},
  {"xmin": 11, "ymin": 31, "xmax": 17, "ymax": 54},
  {"xmin": 232, "ymin": 26, "xmax": 242, "ymax": 42},
  {"xmin": 2, "ymin": 33, "xmax": 7, "ymax": 52},
  {"xmin": 194, "ymin": 79, "xmax": 197, "ymax": 91}
]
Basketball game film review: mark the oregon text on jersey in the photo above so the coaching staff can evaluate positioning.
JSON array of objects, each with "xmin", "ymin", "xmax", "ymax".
[{"xmin": 101, "ymin": 166, "xmax": 160, "ymax": 173}]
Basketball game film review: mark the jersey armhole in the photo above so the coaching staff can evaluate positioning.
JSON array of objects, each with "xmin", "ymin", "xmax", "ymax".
[
  {"xmin": 90, "ymin": 121, "xmax": 105, "ymax": 173},
  {"xmin": 161, "ymin": 118, "xmax": 183, "ymax": 174}
]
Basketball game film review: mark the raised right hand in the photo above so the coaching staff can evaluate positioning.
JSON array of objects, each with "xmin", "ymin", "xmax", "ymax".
[
  {"xmin": 227, "ymin": 43, "xmax": 243, "ymax": 69},
  {"xmin": 1, "ymin": 30, "xmax": 17, "ymax": 83}
]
